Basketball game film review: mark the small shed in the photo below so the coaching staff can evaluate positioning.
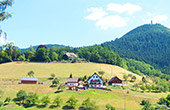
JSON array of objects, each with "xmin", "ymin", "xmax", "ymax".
[
  {"xmin": 21, "ymin": 77, "xmax": 38, "ymax": 84},
  {"xmin": 109, "ymin": 76, "xmax": 122, "ymax": 86}
]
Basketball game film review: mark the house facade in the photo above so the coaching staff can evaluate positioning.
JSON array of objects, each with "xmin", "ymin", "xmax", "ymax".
[
  {"xmin": 66, "ymin": 78, "xmax": 79, "ymax": 87},
  {"xmin": 87, "ymin": 73, "xmax": 103, "ymax": 88},
  {"xmin": 21, "ymin": 77, "xmax": 38, "ymax": 84},
  {"xmin": 109, "ymin": 76, "xmax": 122, "ymax": 86}
]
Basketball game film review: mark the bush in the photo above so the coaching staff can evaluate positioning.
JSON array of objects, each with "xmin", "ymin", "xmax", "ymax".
[
  {"xmin": 141, "ymin": 100, "xmax": 149, "ymax": 105},
  {"xmin": 0, "ymin": 100, "xmax": 3, "ymax": 107},
  {"xmin": 4, "ymin": 97, "xmax": 11, "ymax": 105},
  {"xmin": 81, "ymin": 98, "xmax": 99, "ymax": 110},
  {"xmin": 41, "ymin": 96, "xmax": 50, "ymax": 106},
  {"xmin": 66, "ymin": 96, "xmax": 78, "ymax": 109},
  {"xmin": 53, "ymin": 96, "xmax": 63, "ymax": 107},
  {"xmin": 106, "ymin": 104, "xmax": 115, "ymax": 110}
]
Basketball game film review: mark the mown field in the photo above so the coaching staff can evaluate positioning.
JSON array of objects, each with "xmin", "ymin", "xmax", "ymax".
[
  {"xmin": 0, "ymin": 62, "xmax": 140, "ymax": 81},
  {"xmin": 0, "ymin": 62, "xmax": 168, "ymax": 110}
]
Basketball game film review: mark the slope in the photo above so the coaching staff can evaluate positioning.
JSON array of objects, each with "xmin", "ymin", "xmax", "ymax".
[
  {"xmin": 0, "ymin": 62, "xmax": 141, "ymax": 82},
  {"xmin": 103, "ymin": 24, "xmax": 170, "ymax": 74}
]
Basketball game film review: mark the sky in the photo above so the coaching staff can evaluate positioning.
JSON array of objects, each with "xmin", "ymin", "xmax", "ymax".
[{"xmin": 0, "ymin": 0, "xmax": 170, "ymax": 48}]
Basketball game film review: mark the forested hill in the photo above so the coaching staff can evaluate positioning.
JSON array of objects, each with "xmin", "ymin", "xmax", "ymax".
[
  {"xmin": 102, "ymin": 24, "xmax": 170, "ymax": 74},
  {"xmin": 20, "ymin": 44, "xmax": 66, "ymax": 53}
]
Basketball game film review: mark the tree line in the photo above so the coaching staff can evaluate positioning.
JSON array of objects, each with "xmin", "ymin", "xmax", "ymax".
[{"xmin": 0, "ymin": 89, "xmax": 115, "ymax": 110}]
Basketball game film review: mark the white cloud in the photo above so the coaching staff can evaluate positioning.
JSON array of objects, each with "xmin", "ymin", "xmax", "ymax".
[
  {"xmin": 96, "ymin": 15, "xmax": 127, "ymax": 30},
  {"xmin": 0, "ymin": 36, "xmax": 6, "ymax": 44},
  {"xmin": 153, "ymin": 14, "xmax": 167, "ymax": 23},
  {"xmin": 84, "ymin": 7, "xmax": 107, "ymax": 21},
  {"xmin": 107, "ymin": 3, "xmax": 142, "ymax": 15},
  {"xmin": 142, "ymin": 14, "xmax": 168, "ymax": 24},
  {"xmin": 0, "ymin": 31, "xmax": 7, "ymax": 44}
]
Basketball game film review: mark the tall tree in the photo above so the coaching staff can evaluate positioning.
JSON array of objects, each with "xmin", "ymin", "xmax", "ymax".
[
  {"xmin": 0, "ymin": 0, "xmax": 13, "ymax": 21},
  {"xmin": 16, "ymin": 90, "xmax": 27, "ymax": 105},
  {"xmin": 27, "ymin": 70, "xmax": 34, "ymax": 77},
  {"xmin": 34, "ymin": 47, "xmax": 51, "ymax": 62}
]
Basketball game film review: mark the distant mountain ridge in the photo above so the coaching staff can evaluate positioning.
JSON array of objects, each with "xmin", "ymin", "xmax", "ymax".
[
  {"xmin": 20, "ymin": 44, "xmax": 66, "ymax": 52},
  {"xmin": 103, "ymin": 24, "xmax": 170, "ymax": 74}
]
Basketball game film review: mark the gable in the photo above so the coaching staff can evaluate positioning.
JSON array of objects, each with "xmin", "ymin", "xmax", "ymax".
[
  {"xmin": 109, "ymin": 76, "xmax": 122, "ymax": 83},
  {"xmin": 88, "ymin": 73, "xmax": 103, "ymax": 83}
]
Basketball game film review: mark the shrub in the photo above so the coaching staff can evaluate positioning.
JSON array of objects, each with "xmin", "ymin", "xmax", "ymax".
[
  {"xmin": 141, "ymin": 100, "xmax": 149, "ymax": 105},
  {"xmin": 0, "ymin": 100, "xmax": 3, "ymax": 107},
  {"xmin": 53, "ymin": 96, "xmax": 63, "ymax": 107},
  {"xmin": 106, "ymin": 104, "xmax": 115, "ymax": 110},
  {"xmin": 66, "ymin": 96, "xmax": 78, "ymax": 109},
  {"xmin": 81, "ymin": 98, "xmax": 99, "ymax": 110}
]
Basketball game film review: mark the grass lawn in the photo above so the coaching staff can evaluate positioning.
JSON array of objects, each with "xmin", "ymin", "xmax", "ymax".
[{"xmin": 0, "ymin": 85, "xmax": 167, "ymax": 110}]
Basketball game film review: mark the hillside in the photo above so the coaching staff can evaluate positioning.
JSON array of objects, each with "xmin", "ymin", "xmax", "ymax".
[
  {"xmin": 0, "ymin": 62, "xmax": 167, "ymax": 110},
  {"xmin": 103, "ymin": 24, "xmax": 170, "ymax": 74},
  {"xmin": 20, "ymin": 44, "xmax": 66, "ymax": 53},
  {"xmin": 0, "ymin": 62, "xmax": 141, "ymax": 81}
]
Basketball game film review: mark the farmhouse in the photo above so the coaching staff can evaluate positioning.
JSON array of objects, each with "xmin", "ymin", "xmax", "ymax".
[
  {"xmin": 63, "ymin": 52, "xmax": 78, "ymax": 60},
  {"xmin": 66, "ymin": 78, "xmax": 79, "ymax": 87},
  {"xmin": 109, "ymin": 76, "xmax": 122, "ymax": 86},
  {"xmin": 87, "ymin": 73, "xmax": 103, "ymax": 88},
  {"xmin": 21, "ymin": 77, "xmax": 38, "ymax": 84}
]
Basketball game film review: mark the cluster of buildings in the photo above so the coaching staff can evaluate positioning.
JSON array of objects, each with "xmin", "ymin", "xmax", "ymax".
[
  {"xmin": 20, "ymin": 73, "xmax": 123, "ymax": 90},
  {"xmin": 65, "ymin": 73, "xmax": 123, "ymax": 90}
]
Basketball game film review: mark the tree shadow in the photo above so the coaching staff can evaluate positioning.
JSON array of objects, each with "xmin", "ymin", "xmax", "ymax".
[
  {"xmin": 12, "ymin": 98, "xmax": 21, "ymax": 106},
  {"xmin": 49, "ymin": 105, "xmax": 58, "ymax": 109},
  {"xmin": 62, "ymin": 105, "xmax": 74, "ymax": 109},
  {"xmin": 23, "ymin": 104, "xmax": 35, "ymax": 108},
  {"xmin": 48, "ymin": 78, "xmax": 53, "ymax": 80},
  {"xmin": 36, "ymin": 104, "xmax": 46, "ymax": 108},
  {"xmin": 50, "ymin": 85, "xmax": 57, "ymax": 88},
  {"xmin": 79, "ymin": 107, "xmax": 85, "ymax": 110},
  {"xmin": 54, "ymin": 90, "xmax": 63, "ymax": 94}
]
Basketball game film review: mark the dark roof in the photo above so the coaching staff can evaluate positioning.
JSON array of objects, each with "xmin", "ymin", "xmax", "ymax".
[
  {"xmin": 67, "ymin": 78, "xmax": 79, "ymax": 83},
  {"xmin": 21, "ymin": 77, "xmax": 38, "ymax": 81},
  {"xmin": 109, "ymin": 76, "xmax": 122, "ymax": 82}
]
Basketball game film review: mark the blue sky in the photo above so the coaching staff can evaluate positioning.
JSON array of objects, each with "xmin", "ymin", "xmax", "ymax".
[{"xmin": 0, "ymin": 0, "xmax": 170, "ymax": 48}]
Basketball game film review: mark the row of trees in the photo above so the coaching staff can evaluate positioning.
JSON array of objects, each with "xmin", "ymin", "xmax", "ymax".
[
  {"xmin": 6, "ymin": 90, "xmax": 115, "ymax": 110},
  {"xmin": 0, "ymin": 44, "xmax": 125, "ymax": 69}
]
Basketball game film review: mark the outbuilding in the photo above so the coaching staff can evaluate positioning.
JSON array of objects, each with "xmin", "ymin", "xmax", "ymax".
[
  {"xmin": 21, "ymin": 77, "xmax": 38, "ymax": 84},
  {"xmin": 109, "ymin": 76, "xmax": 122, "ymax": 86},
  {"xmin": 66, "ymin": 78, "xmax": 79, "ymax": 87}
]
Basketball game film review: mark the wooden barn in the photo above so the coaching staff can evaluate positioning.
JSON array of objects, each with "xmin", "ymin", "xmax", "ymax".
[
  {"xmin": 109, "ymin": 76, "xmax": 122, "ymax": 86},
  {"xmin": 21, "ymin": 77, "xmax": 38, "ymax": 84},
  {"xmin": 87, "ymin": 73, "xmax": 103, "ymax": 88}
]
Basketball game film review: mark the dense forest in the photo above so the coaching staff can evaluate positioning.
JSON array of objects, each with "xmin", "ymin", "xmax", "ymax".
[
  {"xmin": 0, "ymin": 43, "xmax": 124, "ymax": 67},
  {"xmin": 103, "ymin": 24, "xmax": 170, "ymax": 75}
]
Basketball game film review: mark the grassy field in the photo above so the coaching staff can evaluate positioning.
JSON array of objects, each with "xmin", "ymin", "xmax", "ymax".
[
  {"xmin": 0, "ymin": 62, "xmax": 168, "ymax": 110},
  {"xmin": 0, "ymin": 84, "xmax": 168, "ymax": 110},
  {"xmin": 0, "ymin": 62, "xmax": 141, "ymax": 81}
]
